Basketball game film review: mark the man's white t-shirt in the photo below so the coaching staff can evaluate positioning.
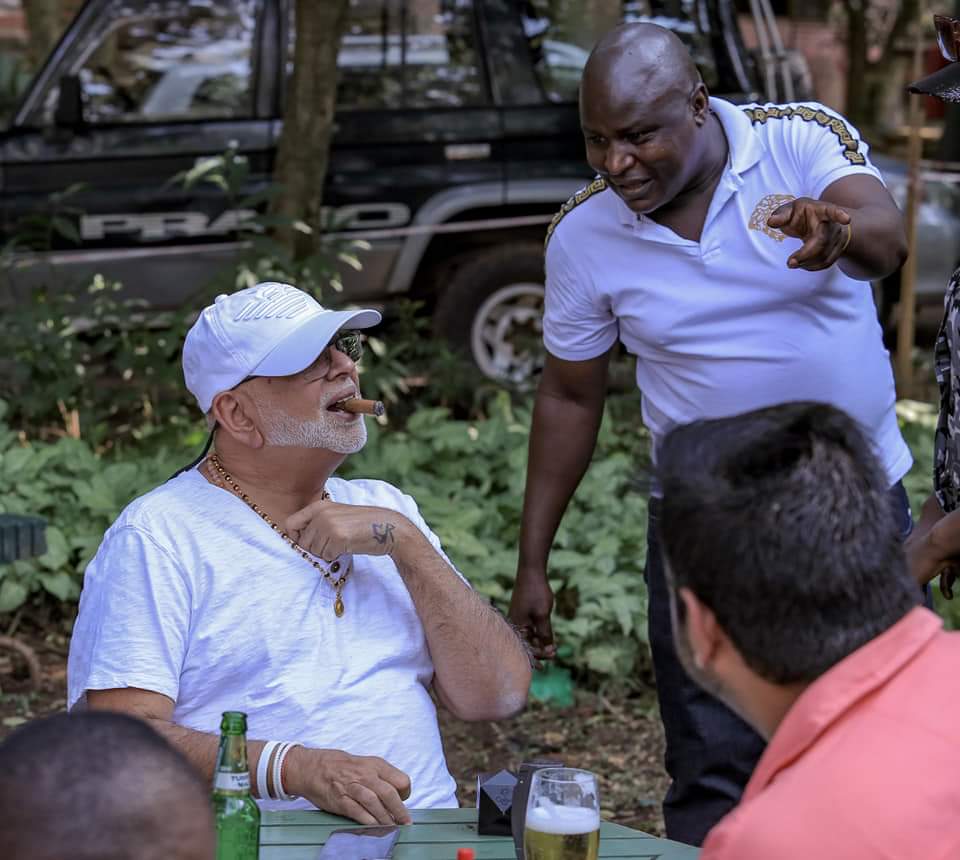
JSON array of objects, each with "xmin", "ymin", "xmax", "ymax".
[
  {"xmin": 543, "ymin": 98, "xmax": 912, "ymax": 487},
  {"xmin": 67, "ymin": 468, "xmax": 461, "ymax": 810}
]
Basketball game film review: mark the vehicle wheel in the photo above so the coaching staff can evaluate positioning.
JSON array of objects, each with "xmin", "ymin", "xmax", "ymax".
[{"xmin": 433, "ymin": 243, "xmax": 546, "ymax": 385}]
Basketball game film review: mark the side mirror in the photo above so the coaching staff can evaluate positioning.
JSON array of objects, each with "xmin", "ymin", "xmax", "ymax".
[{"xmin": 53, "ymin": 74, "xmax": 84, "ymax": 128}]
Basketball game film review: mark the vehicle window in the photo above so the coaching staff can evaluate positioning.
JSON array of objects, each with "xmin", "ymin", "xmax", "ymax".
[
  {"xmin": 290, "ymin": 0, "xmax": 485, "ymax": 110},
  {"xmin": 622, "ymin": 0, "xmax": 719, "ymax": 89},
  {"xmin": 523, "ymin": 0, "xmax": 718, "ymax": 103},
  {"xmin": 61, "ymin": 0, "xmax": 259, "ymax": 124}
]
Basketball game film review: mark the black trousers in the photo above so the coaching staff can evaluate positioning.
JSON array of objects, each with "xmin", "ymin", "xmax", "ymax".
[{"xmin": 645, "ymin": 481, "xmax": 913, "ymax": 846}]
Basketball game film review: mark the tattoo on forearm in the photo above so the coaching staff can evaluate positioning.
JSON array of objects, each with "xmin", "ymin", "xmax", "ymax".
[{"xmin": 372, "ymin": 522, "xmax": 396, "ymax": 546}]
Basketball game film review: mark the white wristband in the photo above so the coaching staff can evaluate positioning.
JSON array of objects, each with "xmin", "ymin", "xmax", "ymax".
[
  {"xmin": 256, "ymin": 741, "xmax": 281, "ymax": 800},
  {"xmin": 273, "ymin": 742, "xmax": 300, "ymax": 801}
]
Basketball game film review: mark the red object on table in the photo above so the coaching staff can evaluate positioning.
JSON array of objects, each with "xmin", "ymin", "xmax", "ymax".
[{"xmin": 456, "ymin": 850, "xmax": 476, "ymax": 860}]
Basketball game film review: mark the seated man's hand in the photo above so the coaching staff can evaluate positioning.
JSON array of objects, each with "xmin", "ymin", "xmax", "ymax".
[
  {"xmin": 284, "ymin": 747, "xmax": 413, "ymax": 825},
  {"xmin": 285, "ymin": 501, "xmax": 413, "ymax": 562}
]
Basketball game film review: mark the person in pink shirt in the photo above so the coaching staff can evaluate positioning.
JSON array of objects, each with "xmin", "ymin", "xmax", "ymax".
[{"xmin": 656, "ymin": 401, "xmax": 960, "ymax": 859}]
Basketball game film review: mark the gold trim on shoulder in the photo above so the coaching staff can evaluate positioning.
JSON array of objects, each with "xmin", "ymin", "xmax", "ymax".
[
  {"xmin": 749, "ymin": 193, "xmax": 796, "ymax": 241},
  {"xmin": 544, "ymin": 178, "xmax": 608, "ymax": 251},
  {"xmin": 742, "ymin": 104, "xmax": 867, "ymax": 166}
]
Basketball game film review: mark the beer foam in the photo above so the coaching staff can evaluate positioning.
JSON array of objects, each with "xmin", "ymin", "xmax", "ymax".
[{"xmin": 526, "ymin": 805, "xmax": 600, "ymax": 835}]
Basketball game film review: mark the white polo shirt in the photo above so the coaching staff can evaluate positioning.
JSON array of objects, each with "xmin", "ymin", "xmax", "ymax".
[{"xmin": 543, "ymin": 97, "xmax": 911, "ymax": 487}]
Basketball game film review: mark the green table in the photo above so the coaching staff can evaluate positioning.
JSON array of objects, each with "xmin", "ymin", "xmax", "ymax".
[{"xmin": 260, "ymin": 807, "xmax": 700, "ymax": 859}]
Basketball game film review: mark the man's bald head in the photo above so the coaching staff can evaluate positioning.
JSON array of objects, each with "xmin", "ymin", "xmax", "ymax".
[
  {"xmin": 583, "ymin": 23, "xmax": 701, "ymax": 108},
  {"xmin": 578, "ymin": 23, "xmax": 720, "ymax": 216},
  {"xmin": 0, "ymin": 712, "xmax": 215, "ymax": 860}
]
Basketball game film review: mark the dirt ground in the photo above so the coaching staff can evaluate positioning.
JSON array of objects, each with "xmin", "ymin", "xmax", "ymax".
[
  {"xmin": 0, "ymin": 615, "xmax": 669, "ymax": 837},
  {"xmin": 438, "ymin": 688, "xmax": 668, "ymax": 836}
]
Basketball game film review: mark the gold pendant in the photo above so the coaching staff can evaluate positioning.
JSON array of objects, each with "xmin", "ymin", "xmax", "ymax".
[{"xmin": 334, "ymin": 594, "xmax": 345, "ymax": 617}]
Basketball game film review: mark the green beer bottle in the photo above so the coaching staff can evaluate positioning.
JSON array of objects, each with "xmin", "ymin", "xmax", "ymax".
[{"xmin": 212, "ymin": 711, "xmax": 260, "ymax": 860}]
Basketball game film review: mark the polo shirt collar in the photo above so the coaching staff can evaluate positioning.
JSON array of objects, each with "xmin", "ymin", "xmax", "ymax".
[
  {"xmin": 613, "ymin": 185, "xmax": 636, "ymax": 227},
  {"xmin": 744, "ymin": 607, "xmax": 943, "ymax": 800},
  {"xmin": 611, "ymin": 96, "xmax": 765, "ymax": 227},
  {"xmin": 710, "ymin": 96, "xmax": 764, "ymax": 177}
]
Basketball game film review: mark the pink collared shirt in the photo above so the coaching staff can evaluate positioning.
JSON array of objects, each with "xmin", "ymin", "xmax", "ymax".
[{"xmin": 702, "ymin": 608, "xmax": 960, "ymax": 860}]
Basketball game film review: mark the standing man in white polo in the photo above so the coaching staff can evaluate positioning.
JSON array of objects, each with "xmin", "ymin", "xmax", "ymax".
[{"xmin": 508, "ymin": 23, "xmax": 911, "ymax": 846}]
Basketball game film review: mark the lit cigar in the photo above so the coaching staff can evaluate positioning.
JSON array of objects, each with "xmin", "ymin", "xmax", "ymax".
[{"xmin": 334, "ymin": 398, "xmax": 385, "ymax": 417}]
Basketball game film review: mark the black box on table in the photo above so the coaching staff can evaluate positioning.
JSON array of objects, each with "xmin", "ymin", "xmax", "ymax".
[{"xmin": 476, "ymin": 769, "xmax": 517, "ymax": 836}]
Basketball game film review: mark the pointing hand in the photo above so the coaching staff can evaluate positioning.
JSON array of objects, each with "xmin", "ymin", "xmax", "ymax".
[{"xmin": 767, "ymin": 197, "xmax": 852, "ymax": 272}]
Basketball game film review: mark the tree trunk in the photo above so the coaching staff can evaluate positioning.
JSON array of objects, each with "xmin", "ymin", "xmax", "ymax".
[
  {"xmin": 870, "ymin": 0, "xmax": 919, "ymax": 137},
  {"xmin": 22, "ymin": 0, "xmax": 62, "ymax": 71},
  {"xmin": 844, "ymin": 1, "xmax": 869, "ymax": 127},
  {"xmin": 270, "ymin": 0, "xmax": 349, "ymax": 257}
]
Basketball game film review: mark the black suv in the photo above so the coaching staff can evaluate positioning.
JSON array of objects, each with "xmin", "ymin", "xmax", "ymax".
[{"xmin": 3, "ymin": 0, "xmax": 793, "ymax": 382}]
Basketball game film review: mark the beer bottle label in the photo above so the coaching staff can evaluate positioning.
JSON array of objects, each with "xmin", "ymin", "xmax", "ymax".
[{"xmin": 214, "ymin": 771, "xmax": 251, "ymax": 792}]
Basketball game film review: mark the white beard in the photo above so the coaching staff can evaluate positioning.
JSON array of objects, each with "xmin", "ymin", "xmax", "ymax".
[{"xmin": 259, "ymin": 406, "xmax": 367, "ymax": 454}]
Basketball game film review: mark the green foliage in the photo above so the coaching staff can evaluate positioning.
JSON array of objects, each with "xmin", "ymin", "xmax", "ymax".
[
  {"xmin": 8, "ymin": 365, "xmax": 958, "ymax": 683},
  {"xmin": 897, "ymin": 400, "xmax": 960, "ymax": 631},
  {"xmin": 1, "ymin": 183, "xmax": 86, "ymax": 253},
  {"xmin": 169, "ymin": 143, "xmax": 371, "ymax": 297},
  {"xmin": 0, "ymin": 274, "xmax": 193, "ymax": 446},
  {"xmin": 0, "ymin": 163, "xmax": 424, "ymax": 447},
  {"xmin": 358, "ymin": 301, "xmax": 498, "ymax": 419},
  {"xmin": 0, "ymin": 390, "xmax": 651, "ymax": 683},
  {"xmin": 0, "ymin": 399, "xmax": 186, "ymax": 611},
  {"xmin": 341, "ymin": 391, "xmax": 651, "ymax": 682},
  {"xmin": 14, "ymin": 169, "xmax": 958, "ymax": 692},
  {"xmin": 0, "ymin": 272, "xmax": 472, "ymax": 449},
  {"xmin": 897, "ymin": 399, "xmax": 938, "ymax": 517},
  {"xmin": 0, "ymin": 166, "xmax": 653, "ymax": 689},
  {"xmin": 0, "ymin": 53, "xmax": 33, "ymax": 130}
]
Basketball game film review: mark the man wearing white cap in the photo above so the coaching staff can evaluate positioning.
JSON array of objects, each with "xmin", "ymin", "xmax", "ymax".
[{"xmin": 67, "ymin": 282, "xmax": 532, "ymax": 825}]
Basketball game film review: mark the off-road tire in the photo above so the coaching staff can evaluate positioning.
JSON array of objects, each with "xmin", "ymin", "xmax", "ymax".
[{"xmin": 433, "ymin": 242, "xmax": 547, "ymax": 385}]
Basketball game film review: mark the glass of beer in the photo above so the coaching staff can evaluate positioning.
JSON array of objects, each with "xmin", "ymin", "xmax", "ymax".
[{"xmin": 523, "ymin": 767, "xmax": 600, "ymax": 860}]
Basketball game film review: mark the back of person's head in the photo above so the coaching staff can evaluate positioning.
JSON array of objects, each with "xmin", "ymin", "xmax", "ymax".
[
  {"xmin": 658, "ymin": 401, "xmax": 920, "ymax": 686},
  {"xmin": 0, "ymin": 711, "xmax": 214, "ymax": 860}
]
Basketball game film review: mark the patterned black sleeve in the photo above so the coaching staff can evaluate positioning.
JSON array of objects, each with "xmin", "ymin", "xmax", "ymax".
[{"xmin": 934, "ymin": 267, "xmax": 960, "ymax": 513}]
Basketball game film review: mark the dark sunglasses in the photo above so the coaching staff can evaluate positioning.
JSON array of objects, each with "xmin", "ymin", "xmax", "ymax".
[
  {"xmin": 935, "ymin": 14, "xmax": 960, "ymax": 63},
  {"xmin": 232, "ymin": 329, "xmax": 365, "ymax": 388},
  {"xmin": 333, "ymin": 329, "xmax": 364, "ymax": 363},
  {"xmin": 167, "ymin": 330, "xmax": 366, "ymax": 481}
]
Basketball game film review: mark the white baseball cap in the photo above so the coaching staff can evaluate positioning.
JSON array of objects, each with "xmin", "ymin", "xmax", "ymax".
[{"xmin": 182, "ymin": 282, "xmax": 381, "ymax": 413}]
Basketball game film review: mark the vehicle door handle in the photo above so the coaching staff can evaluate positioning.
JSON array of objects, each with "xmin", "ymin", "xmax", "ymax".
[{"xmin": 444, "ymin": 143, "xmax": 491, "ymax": 161}]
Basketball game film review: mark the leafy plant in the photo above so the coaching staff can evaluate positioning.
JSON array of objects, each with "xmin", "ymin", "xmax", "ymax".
[
  {"xmin": 0, "ymin": 53, "xmax": 33, "ymax": 129},
  {"xmin": 897, "ymin": 400, "xmax": 960, "ymax": 631},
  {"xmin": 0, "ymin": 163, "xmax": 403, "ymax": 448},
  {"xmin": 0, "ymin": 391, "xmax": 652, "ymax": 684},
  {"xmin": 169, "ymin": 143, "xmax": 370, "ymax": 299},
  {"xmin": 1, "ymin": 183, "xmax": 87, "ymax": 254},
  {"xmin": 0, "ymin": 399, "xmax": 189, "ymax": 612},
  {"xmin": 897, "ymin": 399, "xmax": 937, "ymax": 517},
  {"xmin": 5, "ymin": 388, "xmax": 955, "ymax": 682},
  {"xmin": 340, "ymin": 390, "xmax": 651, "ymax": 683},
  {"xmin": 0, "ymin": 274, "xmax": 192, "ymax": 446},
  {"xmin": 357, "ymin": 300, "xmax": 495, "ymax": 419}
]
